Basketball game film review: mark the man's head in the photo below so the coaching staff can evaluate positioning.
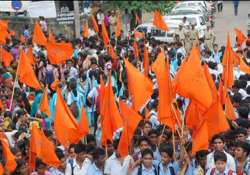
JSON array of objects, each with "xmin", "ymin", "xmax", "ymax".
[
  {"xmin": 234, "ymin": 141, "xmax": 250, "ymax": 160},
  {"xmin": 234, "ymin": 128, "xmax": 248, "ymax": 142},
  {"xmin": 195, "ymin": 150, "xmax": 208, "ymax": 169},
  {"xmin": 142, "ymin": 121, "xmax": 152, "ymax": 136},
  {"xmin": 141, "ymin": 148, "xmax": 154, "ymax": 168},
  {"xmin": 138, "ymin": 136, "xmax": 150, "ymax": 151},
  {"xmin": 75, "ymin": 143, "xmax": 86, "ymax": 162},
  {"xmin": 212, "ymin": 134, "xmax": 225, "ymax": 151},
  {"xmin": 214, "ymin": 151, "xmax": 227, "ymax": 173},
  {"xmin": 93, "ymin": 148, "xmax": 106, "ymax": 167},
  {"xmin": 148, "ymin": 129, "xmax": 159, "ymax": 146},
  {"xmin": 159, "ymin": 144, "xmax": 173, "ymax": 165}
]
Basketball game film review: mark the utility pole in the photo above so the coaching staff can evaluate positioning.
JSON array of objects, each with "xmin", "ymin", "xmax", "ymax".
[{"xmin": 73, "ymin": 1, "xmax": 80, "ymax": 38}]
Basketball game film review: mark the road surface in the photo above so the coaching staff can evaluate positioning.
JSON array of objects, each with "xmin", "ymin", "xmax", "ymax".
[{"xmin": 213, "ymin": 1, "xmax": 250, "ymax": 47}]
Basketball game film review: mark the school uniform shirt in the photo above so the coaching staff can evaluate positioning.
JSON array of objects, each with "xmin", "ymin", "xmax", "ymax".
[
  {"xmin": 132, "ymin": 164, "xmax": 157, "ymax": 175},
  {"xmin": 104, "ymin": 153, "xmax": 133, "ymax": 175},
  {"xmin": 49, "ymin": 167, "xmax": 65, "ymax": 175},
  {"xmin": 65, "ymin": 158, "xmax": 91, "ymax": 175},
  {"xmin": 205, "ymin": 168, "xmax": 236, "ymax": 175},
  {"xmin": 206, "ymin": 151, "xmax": 236, "ymax": 172},
  {"xmin": 158, "ymin": 162, "xmax": 177, "ymax": 175},
  {"xmin": 86, "ymin": 163, "xmax": 103, "ymax": 175}
]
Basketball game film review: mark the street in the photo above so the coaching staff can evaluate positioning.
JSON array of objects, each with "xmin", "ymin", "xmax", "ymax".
[{"xmin": 213, "ymin": 1, "xmax": 250, "ymax": 47}]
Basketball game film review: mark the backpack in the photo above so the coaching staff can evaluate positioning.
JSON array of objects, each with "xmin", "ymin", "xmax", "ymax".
[
  {"xmin": 137, "ymin": 164, "xmax": 158, "ymax": 175},
  {"xmin": 210, "ymin": 168, "xmax": 233, "ymax": 175},
  {"xmin": 157, "ymin": 163, "xmax": 175, "ymax": 175}
]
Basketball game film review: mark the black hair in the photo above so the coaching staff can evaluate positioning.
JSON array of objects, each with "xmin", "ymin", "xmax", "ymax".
[
  {"xmin": 195, "ymin": 150, "xmax": 209, "ymax": 162},
  {"xmin": 159, "ymin": 144, "xmax": 174, "ymax": 158},
  {"xmin": 148, "ymin": 129, "xmax": 159, "ymax": 137},
  {"xmin": 75, "ymin": 143, "xmax": 86, "ymax": 154},
  {"xmin": 138, "ymin": 136, "xmax": 149, "ymax": 146},
  {"xmin": 212, "ymin": 134, "xmax": 225, "ymax": 143},
  {"xmin": 86, "ymin": 144, "xmax": 96, "ymax": 154},
  {"xmin": 143, "ymin": 121, "xmax": 152, "ymax": 128},
  {"xmin": 238, "ymin": 106, "xmax": 249, "ymax": 119},
  {"xmin": 141, "ymin": 148, "xmax": 153, "ymax": 158},
  {"xmin": 86, "ymin": 134, "xmax": 96, "ymax": 144},
  {"xmin": 235, "ymin": 141, "xmax": 250, "ymax": 156},
  {"xmin": 235, "ymin": 127, "xmax": 248, "ymax": 136},
  {"xmin": 92, "ymin": 148, "xmax": 105, "ymax": 160},
  {"xmin": 214, "ymin": 150, "xmax": 227, "ymax": 162}
]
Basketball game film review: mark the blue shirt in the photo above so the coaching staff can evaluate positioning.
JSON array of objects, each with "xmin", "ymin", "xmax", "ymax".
[
  {"xmin": 86, "ymin": 163, "xmax": 103, "ymax": 175},
  {"xmin": 158, "ymin": 162, "xmax": 178, "ymax": 175}
]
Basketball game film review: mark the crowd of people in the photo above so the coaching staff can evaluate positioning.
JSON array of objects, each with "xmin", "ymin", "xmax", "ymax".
[{"xmin": 0, "ymin": 5, "xmax": 250, "ymax": 175}]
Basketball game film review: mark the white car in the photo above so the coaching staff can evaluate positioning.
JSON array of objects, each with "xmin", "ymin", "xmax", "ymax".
[
  {"xmin": 134, "ymin": 19, "xmax": 183, "ymax": 43},
  {"xmin": 174, "ymin": 1, "xmax": 212, "ymax": 15},
  {"xmin": 164, "ymin": 14, "xmax": 207, "ymax": 39}
]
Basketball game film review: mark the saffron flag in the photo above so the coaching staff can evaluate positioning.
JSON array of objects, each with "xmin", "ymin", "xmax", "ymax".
[
  {"xmin": 115, "ymin": 14, "xmax": 121, "ymax": 39},
  {"xmin": 17, "ymin": 50, "xmax": 41, "ymax": 90},
  {"xmin": 102, "ymin": 21, "xmax": 109, "ymax": 47},
  {"xmin": 0, "ymin": 47, "xmax": 12, "ymax": 67},
  {"xmin": 133, "ymin": 41, "xmax": 139, "ymax": 59},
  {"xmin": 108, "ymin": 45, "xmax": 117, "ymax": 61},
  {"xmin": 83, "ymin": 22, "xmax": 89, "ymax": 38},
  {"xmin": 26, "ymin": 47, "xmax": 36, "ymax": 65},
  {"xmin": 238, "ymin": 58, "xmax": 250, "ymax": 74},
  {"xmin": 134, "ymin": 31, "xmax": 144, "ymax": 40},
  {"xmin": 91, "ymin": 15, "xmax": 99, "ymax": 33},
  {"xmin": 40, "ymin": 88, "xmax": 50, "ymax": 117},
  {"xmin": 32, "ymin": 20, "xmax": 47, "ymax": 46},
  {"xmin": 234, "ymin": 28, "xmax": 247, "ymax": 48},
  {"xmin": 124, "ymin": 59, "xmax": 153, "ymax": 112},
  {"xmin": 78, "ymin": 105, "xmax": 89, "ymax": 137},
  {"xmin": 48, "ymin": 30, "xmax": 56, "ymax": 43},
  {"xmin": 153, "ymin": 10, "xmax": 169, "ymax": 31},
  {"xmin": 143, "ymin": 46, "xmax": 149, "ymax": 76}
]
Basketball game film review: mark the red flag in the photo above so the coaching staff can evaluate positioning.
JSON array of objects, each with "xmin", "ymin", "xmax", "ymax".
[
  {"xmin": 17, "ymin": 50, "xmax": 41, "ymax": 90},
  {"xmin": 133, "ymin": 41, "xmax": 139, "ymax": 59},
  {"xmin": 91, "ymin": 15, "xmax": 99, "ymax": 33},
  {"xmin": 78, "ymin": 105, "xmax": 89, "ymax": 137},
  {"xmin": 0, "ymin": 48, "xmax": 12, "ymax": 67},
  {"xmin": 39, "ymin": 88, "xmax": 50, "ymax": 117},
  {"xmin": 143, "ymin": 46, "xmax": 149, "ymax": 76},
  {"xmin": 153, "ymin": 11, "xmax": 169, "ymax": 31},
  {"xmin": 124, "ymin": 59, "xmax": 153, "ymax": 111},
  {"xmin": 102, "ymin": 22, "xmax": 109, "ymax": 47},
  {"xmin": 234, "ymin": 28, "xmax": 247, "ymax": 48},
  {"xmin": 32, "ymin": 20, "xmax": 47, "ymax": 46},
  {"xmin": 115, "ymin": 14, "xmax": 121, "ymax": 39}
]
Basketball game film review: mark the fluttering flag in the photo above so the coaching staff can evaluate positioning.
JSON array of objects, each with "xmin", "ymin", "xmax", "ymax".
[
  {"xmin": 102, "ymin": 21, "xmax": 109, "ymax": 47},
  {"xmin": 117, "ymin": 100, "xmax": 142, "ymax": 157},
  {"xmin": 39, "ymin": 88, "xmax": 50, "ymax": 117},
  {"xmin": 115, "ymin": 14, "xmax": 121, "ymax": 39},
  {"xmin": 91, "ymin": 15, "xmax": 99, "ymax": 33},
  {"xmin": 134, "ymin": 31, "xmax": 145, "ymax": 40},
  {"xmin": 185, "ymin": 101, "xmax": 202, "ymax": 130},
  {"xmin": 108, "ymin": 45, "xmax": 117, "ymax": 61},
  {"xmin": 124, "ymin": 59, "xmax": 153, "ymax": 112},
  {"xmin": 238, "ymin": 58, "xmax": 250, "ymax": 74},
  {"xmin": 54, "ymin": 89, "xmax": 81, "ymax": 146},
  {"xmin": 218, "ymin": 79, "xmax": 226, "ymax": 106},
  {"xmin": 29, "ymin": 125, "xmax": 61, "ymax": 169},
  {"xmin": 17, "ymin": 50, "xmax": 41, "ymax": 90},
  {"xmin": 83, "ymin": 22, "xmax": 89, "ymax": 38},
  {"xmin": 0, "ymin": 20, "xmax": 9, "ymax": 45},
  {"xmin": 234, "ymin": 28, "xmax": 247, "ymax": 48},
  {"xmin": 204, "ymin": 64, "xmax": 217, "ymax": 103},
  {"xmin": 48, "ymin": 29, "xmax": 56, "ymax": 43},
  {"xmin": 133, "ymin": 41, "xmax": 139, "ymax": 59},
  {"xmin": 153, "ymin": 10, "xmax": 169, "ymax": 31},
  {"xmin": 0, "ymin": 164, "xmax": 3, "ymax": 175},
  {"xmin": 174, "ymin": 47, "xmax": 212, "ymax": 109},
  {"xmin": 78, "ymin": 105, "xmax": 89, "ymax": 137},
  {"xmin": 0, "ymin": 47, "xmax": 12, "ymax": 67},
  {"xmin": 0, "ymin": 99, "xmax": 5, "ymax": 112},
  {"xmin": 225, "ymin": 94, "xmax": 237, "ymax": 120},
  {"xmin": 32, "ymin": 20, "xmax": 47, "ymax": 46},
  {"xmin": 50, "ymin": 79, "xmax": 60, "ymax": 91},
  {"xmin": 143, "ymin": 45, "xmax": 149, "ymax": 76},
  {"xmin": 46, "ymin": 42, "xmax": 73, "ymax": 64},
  {"xmin": 26, "ymin": 47, "xmax": 36, "ymax": 65}
]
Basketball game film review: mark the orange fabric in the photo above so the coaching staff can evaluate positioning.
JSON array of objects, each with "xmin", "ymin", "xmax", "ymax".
[
  {"xmin": 20, "ymin": 35, "xmax": 26, "ymax": 44},
  {"xmin": 152, "ymin": 50, "xmax": 174, "ymax": 129},
  {"xmin": 218, "ymin": 79, "xmax": 226, "ymax": 106},
  {"xmin": 124, "ymin": 59, "xmax": 153, "ymax": 112},
  {"xmin": 153, "ymin": 11, "xmax": 169, "ymax": 31},
  {"xmin": 0, "ymin": 20, "xmax": 8, "ymax": 31},
  {"xmin": 185, "ymin": 101, "xmax": 202, "ymax": 130},
  {"xmin": 234, "ymin": 28, "xmax": 247, "ymax": 47},
  {"xmin": 39, "ymin": 88, "xmax": 50, "ymax": 117},
  {"xmin": 78, "ymin": 105, "xmax": 89, "ymax": 137},
  {"xmin": 222, "ymin": 34, "xmax": 234, "ymax": 88},
  {"xmin": 83, "ymin": 22, "xmax": 89, "ymax": 38},
  {"xmin": 54, "ymin": 89, "xmax": 81, "ymax": 146},
  {"xmin": 115, "ymin": 14, "xmax": 121, "ymax": 39},
  {"xmin": 91, "ymin": 15, "xmax": 99, "ymax": 33},
  {"xmin": 134, "ymin": 31, "xmax": 144, "ymax": 39},
  {"xmin": 143, "ymin": 46, "xmax": 149, "ymax": 76},
  {"xmin": 99, "ymin": 75, "xmax": 106, "ymax": 118},
  {"xmin": 17, "ymin": 50, "xmax": 41, "ymax": 90},
  {"xmin": 191, "ymin": 120, "xmax": 209, "ymax": 155},
  {"xmin": 48, "ymin": 30, "xmax": 56, "ymax": 43},
  {"xmin": 238, "ymin": 58, "xmax": 250, "ymax": 74},
  {"xmin": 0, "ymin": 99, "xmax": 5, "ymax": 112},
  {"xmin": 118, "ymin": 101, "xmax": 142, "ymax": 157},
  {"xmin": 46, "ymin": 42, "xmax": 73, "ymax": 64},
  {"xmin": 32, "ymin": 20, "xmax": 47, "ymax": 46},
  {"xmin": 9, "ymin": 30, "xmax": 15, "ymax": 36},
  {"xmin": 101, "ymin": 76, "xmax": 123, "ymax": 146},
  {"xmin": 225, "ymin": 94, "xmax": 237, "ymax": 120},
  {"xmin": 29, "ymin": 126, "xmax": 61, "ymax": 169},
  {"xmin": 204, "ymin": 97, "xmax": 229, "ymax": 140},
  {"xmin": 133, "ymin": 41, "xmax": 139, "ymax": 59},
  {"xmin": 0, "ymin": 163, "xmax": 3, "ymax": 175},
  {"xmin": 0, "ymin": 47, "xmax": 12, "ymax": 67},
  {"xmin": 102, "ymin": 21, "xmax": 109, "ymax": 47},
  {"xmin": 204, "ymin": 64, "xmax": 217, "ymax": 103},
  {"xmin": 0, "ymin": 139, "xmax": 17, "ymax": 173},
  {"xmin": 50, "ymin": 79, "xmax": 60, "ymax": 91},
  {"xmin": 174, "ymin": 47, "xmax": 212, "ymax": 109},
  {"xmin": 0, "ymin": 20, "xmax": 9, "ymax": 45},
  {"xmin": 108, "ymin": 45, "xmax": 117, "ymax": 61},
  {"xmin": 26, "ymin": 47, "xmax": 36, "ymax": 65}
]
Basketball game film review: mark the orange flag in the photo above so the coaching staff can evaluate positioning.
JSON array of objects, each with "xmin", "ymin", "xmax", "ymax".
[
  {"xmin": 32, "ymin": 20, "xmax": 47, "ymax": 46},
  {"xmin": 54, "ymin": 89, "xmax": 81, "ymax": 146},
  {"xmin": 29, "ymin": 126, "xmax": 61, "ymax": 169},
  {"xmin": 108, "ymin": 45, "xmax": 117, "ymax": 61},
  {"xmin": 204, "ymin": 97, "xmax": 229, "ymax": 140},
  {"xmin": 204, "ymin": 64, "xmax": 217, "ymax": 102},
  {"xmin": 0, "ymin": 138, "xmax": 17, "ymax": 173},
  {"xmin": 115, "ymin": 14, "xmax": 121, "ymax": 39},
  {"xmin": 102, "ymin": 21, "xmax": 109, "ymax": 47},
  {"xmin": 133, "ymin": 41, "xmax": 139, "ymax": 59},
  {"xmin": 46, "ymin": 42, "xmax": 73, "ymax": 64},
  {"xmin": 174, "ymin": 47, "xmax": 212, "ymax": 109},
  {"xmin": 225, "ymin": 94, "xmax": 237, "ymax": 120},
  {"xmin": 134, "ymin": 31, "xmax": 144, "ymax": 40},
  {"xmin": 0, "ymin": 20, "xmax": 9, "ymax": 45},
  {"xmin": 118, "ymin": 100, "xmax": 142, "ymax": 157},
  {"xmin": 101, "ymin": 76, "xmax": 123, "ymax": 146},
  {"xmin": 26, "ymin": 47, "xmax": 36, "ymax": 65},
  {"xmin": 234, "ymin": 28, "xmax": 247, "ymax": 48},
  {"xmin": 143, "ymin": 46, "xmax": 149, "ymax": 76},
  {"xmin": 153, "ymin": 10, "xmax": 169, "ymax": 31},
  {"xmin": 192, "ymin": 120, "xmax": 209, "ymax": 155},
  {"xmin": 40, "ymin": 88, "xmax": 50, "ymax": 117},
  {"xmin": 20, "ymin": 35, "xmax": 26, "ymax": 44},
  {"xmin": 78, "ymin": 105, "xmax": 89, "ymax": 137},
  {"xmin": 91, "ymin": 15, "xmax": 99, "ymax": 33},
  {"xmin": 83, "ymin": 22, "xmax": 89, "ymax": 38},
  {"xmin": 218, "ymin": 79, "xmax": 226, "ymax": 106},
  {"xmin": 124, "ymin": 59, "xmax": 153, "ymax": 112},
  {"xmin": 152, "ymin": 49, "xmax": 174, "ymax": 128},
  {"xmin": 0, "ymin": 47, "xmax": 12, "ymax": 67},
  {"xmin": 0, "ymin": 99, "xmax": 5, "ymax": 112},
  {"xmin": 238, "ymin": 58, "xmax": 250, "ymax": 74},
  {"xmin": 17, "ymin": 50, "xmax": 41, "ymax": 90},
  {"xmin": 222, "ymin": 34, "xmax": 234, "ymax": 89},
  {"xmin": 0, "ymin": 20, "xmax": 8, "ymax": 31},
  {"xmin": 48, "ymin": 30, "xmax": 56, "ymax": 43},
  {"xmin": 50, "ymin": 79, "xmax": 60, "ymax": 91},
  {"xmin": 0, "ymin": 163, "xmax": 3, "ymax": 175},
  {"xmin": 185, "ymin": 101, "xmax": 202, "ymax": 130}
]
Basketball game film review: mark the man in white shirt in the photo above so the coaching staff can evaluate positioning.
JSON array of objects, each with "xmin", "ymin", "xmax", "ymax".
[
  {"xmin": 206, "ymin": 134, "xmax": 236, "ymax": 172},
  {"xmin": 86, "ymin": 148, "xmax": 106, "ymax": 175}
]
